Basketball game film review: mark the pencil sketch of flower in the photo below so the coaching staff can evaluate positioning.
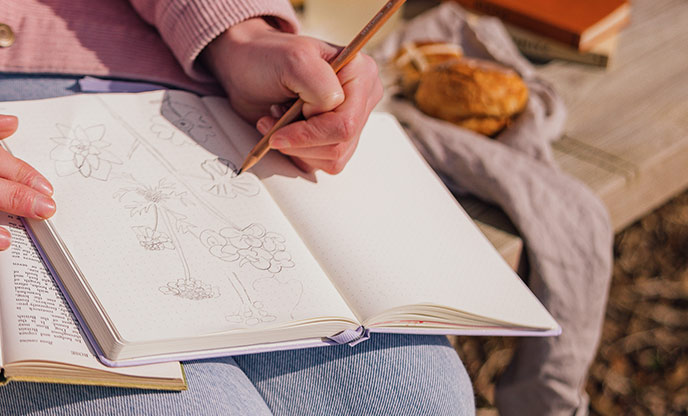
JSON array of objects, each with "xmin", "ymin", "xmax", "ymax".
[
  {"xmin": 200, "ymin": 224, "xmax": 295, "ymax": 274},
  {"xmin": 159, "ymin": 278, "xmax": 219, "ymax": 301},
  {"xmin": 132, "ymin": 226, "xmax": 174, "ymax": 251},
  {"xmin": 114, "ymin": 175, "xmax": 217, "ymax": 300},
  {"xmin": 113, "ymin": 175, "xmax": 193, "ymax": 217},
  {"xmin": 161, "ymin": 95, "xmax": 216, "ymax": 144},
  {"xmin": 201, "ymin": 158, "xmax": 260, "ymax": 199},
  {"xmin": 49, "ymin": 124, "xmax": 122, "ymax": 181}
]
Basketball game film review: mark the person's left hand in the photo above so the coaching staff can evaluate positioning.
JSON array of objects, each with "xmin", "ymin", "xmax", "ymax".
[
  {"xmin": 202, "ymin": 18, "xmax": 383, "ymax": 174},
  {"xmin": 0, "ymin": 114, "xmax": 56, "ymax": 251}
]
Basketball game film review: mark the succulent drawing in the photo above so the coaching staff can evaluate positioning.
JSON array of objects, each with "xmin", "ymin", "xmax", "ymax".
[
  {"xmin": 49, "ymin": 124, "xmax": 122, "ymax": 180},
  {"xmin": 200, "ymin": 224, "xmax": 295, "ymax": 274}
]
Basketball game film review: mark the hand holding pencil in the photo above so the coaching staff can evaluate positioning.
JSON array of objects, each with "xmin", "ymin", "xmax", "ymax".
[{"xmin": 202, "ymin": 0, "xmax": 405, "ymax": 174}]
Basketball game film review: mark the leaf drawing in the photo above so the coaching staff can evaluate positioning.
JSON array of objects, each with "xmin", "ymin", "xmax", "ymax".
[{"xmin": 201, "ymin": 158, "xmax": 260, "ymax": 199}]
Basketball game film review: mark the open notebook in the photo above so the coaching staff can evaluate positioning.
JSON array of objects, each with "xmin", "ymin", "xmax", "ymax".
[{"xmin": 1, "ymin": 90, "xmax": 559, "ymax": 367}]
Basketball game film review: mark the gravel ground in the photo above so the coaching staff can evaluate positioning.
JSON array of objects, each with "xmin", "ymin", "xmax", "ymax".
[{"xmin": 451, "ymin": 190, "xmax": 688, "ymax": 415}]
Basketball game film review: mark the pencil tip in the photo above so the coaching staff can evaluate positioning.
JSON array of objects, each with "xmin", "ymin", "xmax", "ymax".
[{"xmin": 236, "ymin": 168, "xmax": 243, "ymax": 176}]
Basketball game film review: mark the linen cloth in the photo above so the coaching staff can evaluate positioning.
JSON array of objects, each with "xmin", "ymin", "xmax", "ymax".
[{"xmin": 373, "ymin": 4, "xmax": 613, "ymax": 415}]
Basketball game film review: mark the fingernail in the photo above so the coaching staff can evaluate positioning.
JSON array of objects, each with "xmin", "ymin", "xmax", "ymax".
[
  {"xmin": 330, "ymin": 91, "xmax": 345, "ymax": 107},
  {"xmin": 33, "ymin": 196, "xmax": 56, "ymax": 219},
  {"xmin": 0, "ymin": 114, "xmax": 18, "ymax": 136},
  {"xmin": 257, "ymin": 119, "xmax": 271, "ymax": 134},
  {"xmin": 0, "ymin": 231, "xmax": 10, "ymax": 251},
  {"xmin": 0, "ymin": 114, "xmax": 17, "ymax": 123},
  {"xmin": 31, "ymin": 177, "xmax": 54, "ymax": 196},
  {"xmin": 270, "ymin": 137, "xmax": 290, "ymax": 149}
]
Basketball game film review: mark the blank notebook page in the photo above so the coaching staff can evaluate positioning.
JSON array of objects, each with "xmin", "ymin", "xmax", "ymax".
[{"xmin": 206, "ymin": 104, "xmax": 558, "ymax": 330}]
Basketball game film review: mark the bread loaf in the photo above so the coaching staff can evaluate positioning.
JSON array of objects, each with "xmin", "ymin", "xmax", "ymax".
[
  {"xmin": 414, "ymin": 58, "xmax": 529, "ymax": 136},
  {"xmin": 391, "ymin": 42, "xmax": 529, "ymax": 136},
  {"xmin": 392, "ymin": 41, "xmax": 464, "ymax": 98}
]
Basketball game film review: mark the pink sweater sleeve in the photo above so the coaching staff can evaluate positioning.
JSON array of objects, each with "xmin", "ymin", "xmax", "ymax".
[{"xmin": 128, "ymin": 0, "xmax": 299, "ymax": 81}]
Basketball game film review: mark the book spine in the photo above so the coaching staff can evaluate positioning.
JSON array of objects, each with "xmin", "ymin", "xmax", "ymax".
[
  {"xmin": 450, "ymin": 0, "xmax": 583, "ymax": 48},
  {"xmin": 577, "ymin": 13, "xmax": 629, "ymax": 51},
  {"xmin": 507, "ymin": 28, "xmax": 609, "ymax": 68}
]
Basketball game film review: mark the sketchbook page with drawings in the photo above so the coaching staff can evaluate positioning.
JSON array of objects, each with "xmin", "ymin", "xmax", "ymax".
[
  {"xmin": 203, "ymin": 97, "xmax": 558, "ymax": 333},
  {"xmin": 1, "ymin": 91, "xmax": 358, "ymax": 359},
  {"xmin": 0, "ymin": 212, "xmax": 184, "ymax": 389}
]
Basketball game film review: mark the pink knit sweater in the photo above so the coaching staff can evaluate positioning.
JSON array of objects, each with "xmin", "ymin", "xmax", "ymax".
[{"xmin": 0, "ymin": 0, "xmax": 299, "ymax": 95}]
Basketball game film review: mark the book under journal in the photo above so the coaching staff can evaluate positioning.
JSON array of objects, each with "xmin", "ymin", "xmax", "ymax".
[
  {"xmin": 1, "ymin": 90, "xmax": 560, "ymax": 367},
  {"xmin": 0, "ymin": 213, "xmax": 185, "ymax": 389}
]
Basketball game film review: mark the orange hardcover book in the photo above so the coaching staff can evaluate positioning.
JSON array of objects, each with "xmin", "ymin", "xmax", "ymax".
[{"xmin": 449, "ymin": 0, "xmax": 630, "ymax": 50}]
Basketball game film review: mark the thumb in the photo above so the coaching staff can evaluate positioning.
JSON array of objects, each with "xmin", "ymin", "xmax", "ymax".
[
  {"xmin": 0, "ymin": 115, "xmax": 18, "ymax": 139},
  {"xmin": 281, "ymin": 41, "xmax": 345, "ymax": 119}
]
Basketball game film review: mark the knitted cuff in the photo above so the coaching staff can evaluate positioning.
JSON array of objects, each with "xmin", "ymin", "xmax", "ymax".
[{"xmin": 155, "ymin": 0, "xmax": 299, "ymax": 81}]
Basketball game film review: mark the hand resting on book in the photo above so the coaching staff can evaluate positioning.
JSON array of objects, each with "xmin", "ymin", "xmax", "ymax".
[
  {"xmin": 0, "ymin": 114, "xmax": 56, "ymax": 250},
  {"xmin": 202, "ymin": 18, "xmax": 384, "ymax": 175}
]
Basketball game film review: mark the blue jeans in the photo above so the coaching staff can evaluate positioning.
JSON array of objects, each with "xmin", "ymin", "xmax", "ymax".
[{"xmin": 0, "ymin": 74, "xmax": 475, "ymax": 415}]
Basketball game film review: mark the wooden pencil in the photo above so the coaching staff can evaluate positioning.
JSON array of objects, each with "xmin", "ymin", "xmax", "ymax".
[{"xmin": 238, "ymin": 0, "xmax": 406, "ymax": 174}]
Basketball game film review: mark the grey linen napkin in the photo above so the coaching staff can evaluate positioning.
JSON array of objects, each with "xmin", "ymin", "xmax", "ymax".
[{"xmin": 373, "ymin": 4, "xmax": 613, "ymax": 415}]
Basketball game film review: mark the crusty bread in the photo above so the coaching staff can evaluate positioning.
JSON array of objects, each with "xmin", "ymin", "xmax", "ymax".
[
  {"xmin": 392, "ymin": 41, "xmax": 464, "ymax": 98},
  {"xmin": 451, "ymin": 116, "xmax": 512, "ymax": 136},
  {"xmin": 414, "ymin": 58, "xmax": 529, "ymax": 136}
]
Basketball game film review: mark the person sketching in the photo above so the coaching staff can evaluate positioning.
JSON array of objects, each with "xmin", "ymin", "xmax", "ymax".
[
  {"xmin": 0, "ymin": 0, "xmax": 475, "ymax": 415},
  {"xmin": 0, "ymin": 1, "xmax": 382, "ymax": 250}
]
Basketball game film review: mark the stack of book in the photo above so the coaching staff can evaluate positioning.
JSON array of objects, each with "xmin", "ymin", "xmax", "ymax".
[{"xmin": 448, "ymin": 0, "xmax": 631, "ymax": 68}]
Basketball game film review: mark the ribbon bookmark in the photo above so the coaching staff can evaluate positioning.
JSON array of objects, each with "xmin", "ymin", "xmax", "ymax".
[{"xmin": 327, "ymin": 327, "xmax": 371, "ymax": 347}]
